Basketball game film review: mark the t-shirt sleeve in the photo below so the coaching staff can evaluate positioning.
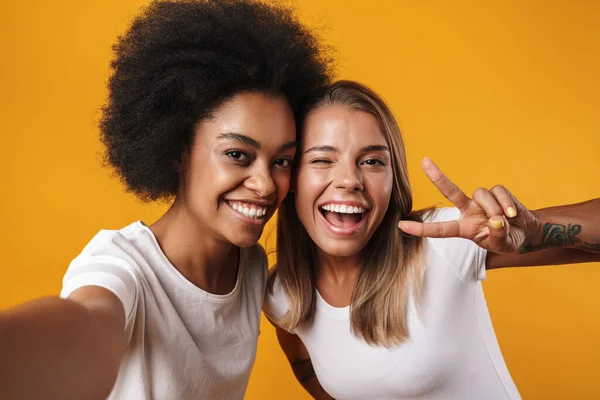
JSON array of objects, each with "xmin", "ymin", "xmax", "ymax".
[
  {"xmin": 263, "ymin": 273, "xmax": 291, "ymax": 329},
  {"xmin": 60, "ymin": 231, "xmax": 140, "ymax": 341},
  {"xmin": 425, "ymin": 208, "xmax": 488, "ymax": 282}
]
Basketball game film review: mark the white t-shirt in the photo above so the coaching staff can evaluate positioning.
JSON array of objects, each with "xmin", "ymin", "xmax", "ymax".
[
  {"xmin": 61, "ymin": 221, "xmax": 267, "ymax": 400},
  {"xmin": 264, "ymin": 208, "xmax": 521, "ymax": 400}
]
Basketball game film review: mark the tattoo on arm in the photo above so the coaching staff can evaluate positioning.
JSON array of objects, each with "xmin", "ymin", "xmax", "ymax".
[
  {"xmin": 579, "ymin": 242, "xmax": 600, "ymax": 252},
  {"xmin": 520, "ymin": 223, "xmax": 600, "ymax": 254},
  {"xmin": 292, "ymin": 359, "xmax": 317, "ymax": 383},
  {"xmin": 291, "ymin": 359, "xmax": 334, "ymax": 398}
]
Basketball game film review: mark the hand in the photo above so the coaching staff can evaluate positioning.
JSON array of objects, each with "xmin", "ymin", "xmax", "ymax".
[{"xmin": 399, "ymin": 158, "xmax": 541, "ymax": 253}]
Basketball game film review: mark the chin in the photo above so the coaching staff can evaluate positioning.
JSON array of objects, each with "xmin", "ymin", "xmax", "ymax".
[
  {"xmin": 229, "ymin": 232, "xmax": 263, "ymax": 248},
  {"xmin": 318, "ymin": 241, "xmax": 363, "ymax": 258}
]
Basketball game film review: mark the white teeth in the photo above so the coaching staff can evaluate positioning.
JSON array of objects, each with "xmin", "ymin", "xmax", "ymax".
[
  {"xmin": 321, "ymin": 204, "xmax": 365, "ymax": 214},
  {"xmin": 228, "ymin": 202, "xmax": 268, "ymax": 219}
]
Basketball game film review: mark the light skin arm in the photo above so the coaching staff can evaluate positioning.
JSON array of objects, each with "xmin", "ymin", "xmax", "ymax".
[
  {"xmin": 398, "ymin": 158, "xmax": 600, "ymax": 268},
  {"xmin": 0, "ymin": 286, "xmax": 127, "ymax": 400},
  {"xmin": 268, "ymin": 318, "xmax": 335, "ymax": 400}
]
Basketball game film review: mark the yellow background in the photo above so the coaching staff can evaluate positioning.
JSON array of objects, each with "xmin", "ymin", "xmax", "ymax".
[{"xmin": 1, "ymin": 1, "xmax": 599, "ymax": 399}]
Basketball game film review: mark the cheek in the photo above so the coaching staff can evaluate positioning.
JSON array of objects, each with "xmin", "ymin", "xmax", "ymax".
[
  {"xmin": 273, "ymin": 171, "xmax": 291, "ymax": 199},
  {"xmin": 187, "ymin": 157, "xmax": 240, "ymax": 202},
  {"xmin": 370, "ymin": 172, "xmax": 394, "ymax": 207},
  {"xmin": 294, "ymin": 168, "xmax": 324, "ymax": 212},
  {"xmin": 189, "ymin": 153, "xmax": 219, "ymax": 186}
]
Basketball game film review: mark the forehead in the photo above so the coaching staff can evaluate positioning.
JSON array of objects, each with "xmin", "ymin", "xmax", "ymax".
[
  {"xmin": 302, "ymin": 105, "xmax": 386, "ymax": 148},
  {"xmin": 197, "ymin": 92, "xmax": 296, "ymax": 142}
]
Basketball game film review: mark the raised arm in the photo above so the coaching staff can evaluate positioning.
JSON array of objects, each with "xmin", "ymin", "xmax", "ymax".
[
  {"xmin": 0, "ymin": 286, "xmax": 126, "ymax": 400},
  {"xmin": 488, "ymin": 199, "xmax": 600, "ymax": 268},
  {"xmin": 398, "ymin": 158, "xmax": 600, "ymax": 269}
]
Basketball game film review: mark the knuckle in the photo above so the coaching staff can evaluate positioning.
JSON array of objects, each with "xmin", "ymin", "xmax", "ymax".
[
  {"xmin": 472, "ymin": 187, "xmax": 487, "ymax": 199},
  {"xmin": 436, "ymin": 224, "xmax": 444, "ymax": 237}
]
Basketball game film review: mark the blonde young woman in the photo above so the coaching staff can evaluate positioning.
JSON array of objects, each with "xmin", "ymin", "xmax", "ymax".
[{"xmin": 264, "ymin": 80, "xmax": 600, "ymax": 400}]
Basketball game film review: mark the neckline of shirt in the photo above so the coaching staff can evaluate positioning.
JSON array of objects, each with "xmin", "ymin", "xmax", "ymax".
[
  {"xmin": 315, "ymin": 289, "xmax": 350, "ymax": 321},
  {"xmin": 135, "ymin": 220, "xmax": 245, "ymax": 303}
]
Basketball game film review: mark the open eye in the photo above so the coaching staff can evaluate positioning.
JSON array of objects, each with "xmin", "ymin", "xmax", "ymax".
[
  {"xmin": 362, "ymin": 158, "xmax": 385, "ymax": 166},
  {"xmin": 274, "ymin": 157, "xmax": 294, "ymax": 168},
  {"xmin": 225, "ymin": 150, "xmax": 250, "ymax": 162}
]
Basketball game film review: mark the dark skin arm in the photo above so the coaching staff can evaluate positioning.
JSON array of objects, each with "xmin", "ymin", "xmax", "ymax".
[
  {"xmin": 488, "ymin": 199, "xmax": 600, "ymax": 268},
  {"xmin": 0, "ymin": 286, "xmax": 127, "ymax": 400},
  {"xmin": 399, "ymin": 159, "xmax": 600, "ymax": 268},
  {"xmin": 268, "ymin": 318, "xmax": 335, "ymax": 400}
]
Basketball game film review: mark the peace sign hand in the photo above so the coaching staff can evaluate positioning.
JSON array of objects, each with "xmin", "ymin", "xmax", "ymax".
[{"xmin": 399, "ymin": 158, "xmax": 541, "ymax": 254}]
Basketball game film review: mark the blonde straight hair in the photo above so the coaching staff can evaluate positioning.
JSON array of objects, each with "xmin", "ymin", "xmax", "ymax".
[{"xmin": 270, "ymin": 80, "xmax": 431, "ymax": 347}]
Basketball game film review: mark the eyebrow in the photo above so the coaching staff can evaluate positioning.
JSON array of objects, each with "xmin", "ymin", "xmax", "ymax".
[
  {"xmin": 218, "ymin": 132, "xmax": 261, "ymax": 149},
  {"xmin": 304, "ymin": 145, "xmax": 337, "ymax": 154},
  {"xmin": 303, "ymin": 144, "xmax": 390, "ymax": 154},
  {"xmin": 218, "ymin": 132, "xmax": 297, "ymax": 151},
  {"xmin": 361, "ymin": 145, "xmax": 390, "ymax": 153}
]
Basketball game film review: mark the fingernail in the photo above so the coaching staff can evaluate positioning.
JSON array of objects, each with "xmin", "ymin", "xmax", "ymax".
[
  {"xmin": 506, "ymin": 207, "xmax": 517, "ymax": 218},
  {"xmin": 490, "ymin": 218, "xmax": 505, "ymax": 230}
]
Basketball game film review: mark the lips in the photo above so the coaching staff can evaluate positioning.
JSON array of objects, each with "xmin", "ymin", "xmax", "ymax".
[
  {"xmin": 225, "ymin": 200, "xmax": 272, "ymax": 226},
  {"xmin": 227, "ymin": 200, "xmax": 269, "ymax": 218},
  {"xmin": 318, "ymin": 202, "xmax": 370, "ymax": 236},
  {"xmin": 322, "ymin": 209, "xmax": 362, "ymax": 228}
]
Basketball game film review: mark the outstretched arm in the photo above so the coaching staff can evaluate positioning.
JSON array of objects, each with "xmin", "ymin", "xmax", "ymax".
[
  {"xmin": 0, "ymin": 286, "xmax": 126, "ymax": 400},
  {"xmin": 398, "ymin": 158, "xmax": 600, "ymax": 269}
]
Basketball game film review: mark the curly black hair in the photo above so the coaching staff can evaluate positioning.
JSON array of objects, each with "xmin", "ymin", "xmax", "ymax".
[{"xmin": 100, "ymin": 0, "xmax": 333, "ymax": 201}]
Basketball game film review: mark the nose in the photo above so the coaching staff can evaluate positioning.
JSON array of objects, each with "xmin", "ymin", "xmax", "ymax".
[
  {"xmin": 335, "ymin": 161, "xmax": 364, "ymax": 192},
  {"xmin": 245, "ymin": 164, "xmax": 277, "ymax": 198}
]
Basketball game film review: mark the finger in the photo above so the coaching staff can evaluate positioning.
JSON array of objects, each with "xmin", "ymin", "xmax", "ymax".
[
  {"xmin": 421, "ymin": 158, "xmax": 470, "ymax": 211},
  {"xmin": 490, "ymin": 185, "xmax": 518, "ymax": 218},
  {"xmin": 399, "ymin": 220, "xmax": 461, "ymax": 238},
  {"xmin": 472, "ymin": 187, "xmax": 504, "ymax": 218},
  {"xmin": 487, "ymin": 215, "xmax": 510, "ymax": 251},
  {"xmin": 474, "ymin": 226, "xmax": 490, "ymax": 241}
]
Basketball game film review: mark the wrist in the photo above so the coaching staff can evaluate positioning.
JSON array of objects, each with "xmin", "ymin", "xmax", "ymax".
[{"xmin": 524, "ymin": 210, "xmax": 545, "ymax": 245}]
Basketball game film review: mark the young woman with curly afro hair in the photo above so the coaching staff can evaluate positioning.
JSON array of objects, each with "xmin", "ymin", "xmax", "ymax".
[{"xmin": 0, "ymin": 1, "xmax": 332, "ymax": 399}]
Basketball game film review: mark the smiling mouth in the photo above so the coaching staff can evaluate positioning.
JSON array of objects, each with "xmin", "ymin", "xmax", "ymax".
[
  {"xmin": 319, "ymin": 204, "xmax": 367, "ymax": 229},
  {"xmin": 226, "ymin": 200, "xmax": 270, "ymax": 220}
]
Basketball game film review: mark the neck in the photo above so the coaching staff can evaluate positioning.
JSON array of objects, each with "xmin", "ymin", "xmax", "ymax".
[
  {"xmin": 315, "ymin": 249, "xmax": 362, "ymax": 307},
  {"xmin": 149, "ymin": 198, "xmax": 239, "ymax": 295}
]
